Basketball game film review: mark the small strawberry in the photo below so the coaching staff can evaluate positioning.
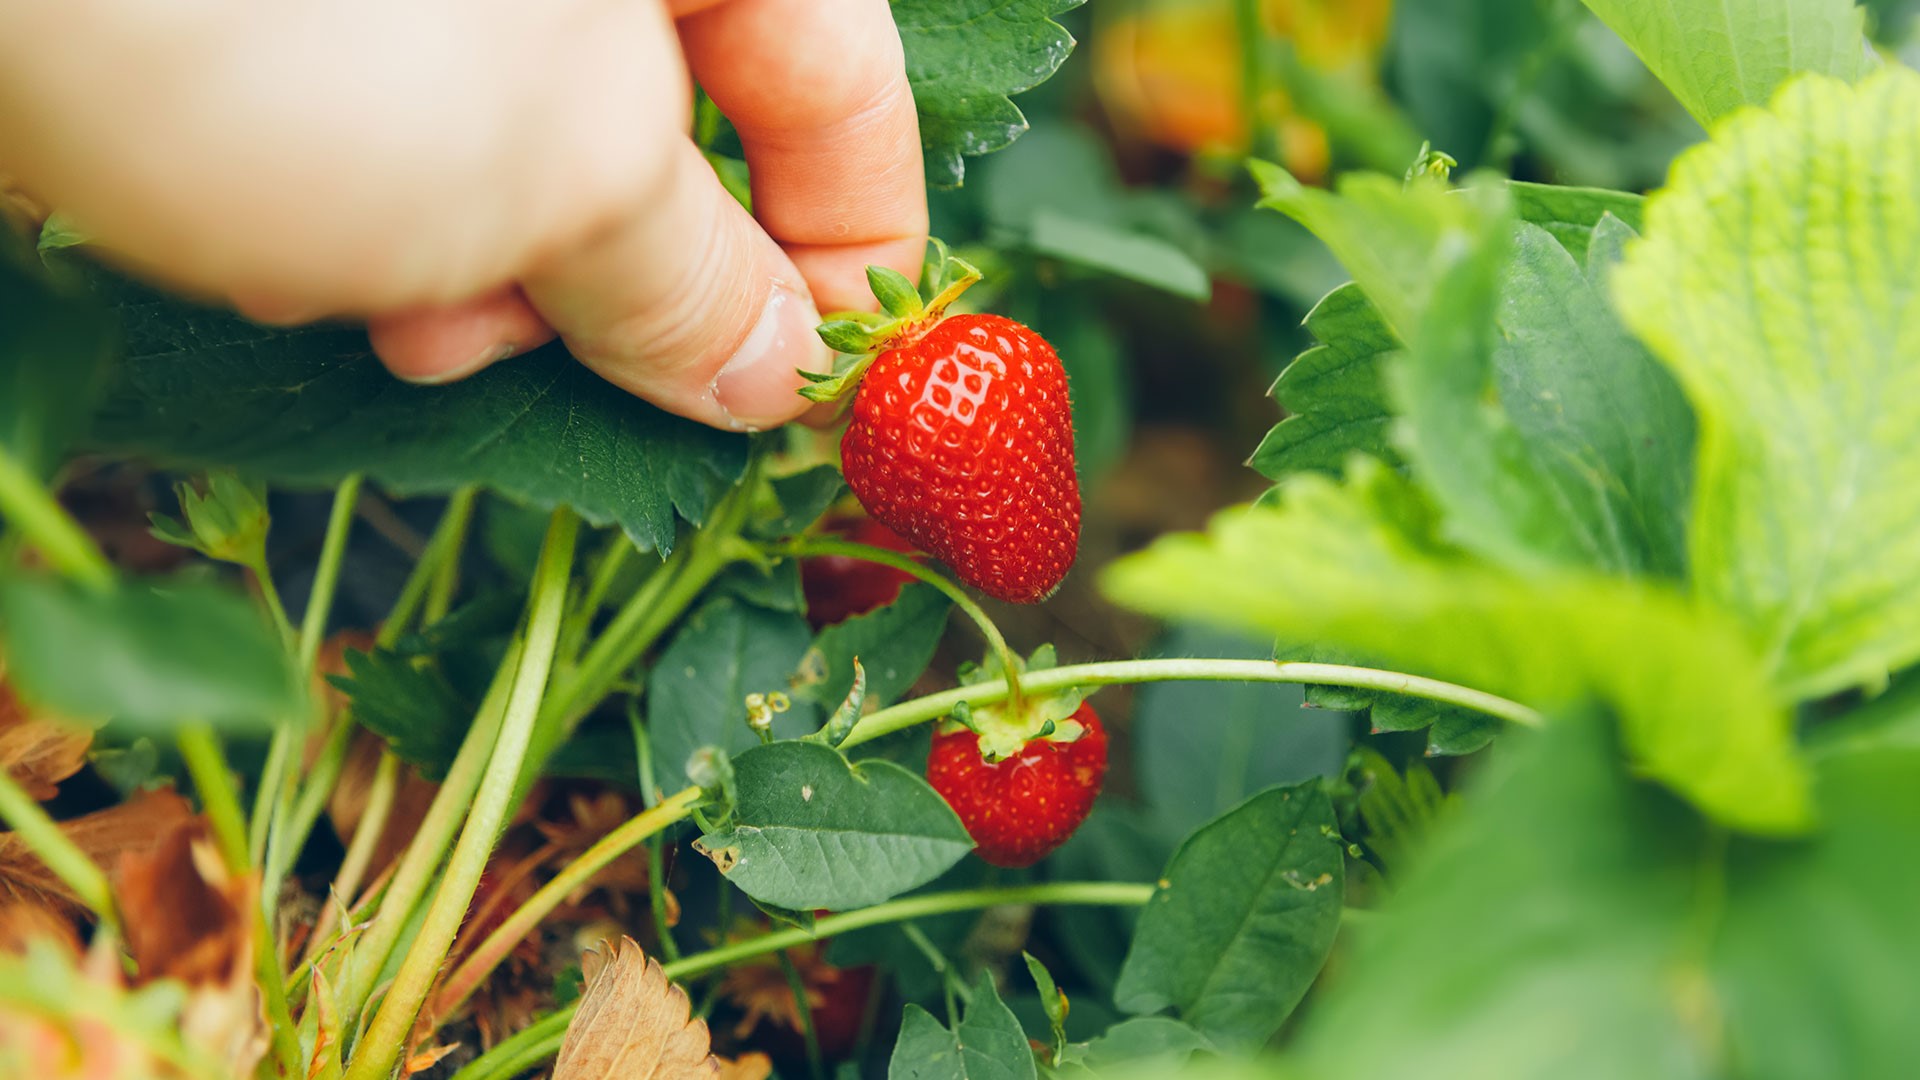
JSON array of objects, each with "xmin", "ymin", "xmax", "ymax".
[
  {"xmin": 800, "ymin": 515, "xmax": 921, "ymax": 628},
  {"xmin": 802, "ymin": 242, "xmax": 1080, "ymax": 604},
  {"xmin": 927, "ymin": 700, "xmax": 1109, "ymax": 868}
]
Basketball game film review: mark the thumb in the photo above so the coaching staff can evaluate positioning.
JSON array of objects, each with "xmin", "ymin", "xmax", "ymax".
[{"xmin": 519, "ymin": 138, "xmax": 833, "ymax": 431}]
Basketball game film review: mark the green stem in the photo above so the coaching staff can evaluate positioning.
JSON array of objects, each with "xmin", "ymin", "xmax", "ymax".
[
  {"xmin": 272, "ymin": 486, "xmax": 478, "ymax": 892},
  {"xmin": 337, "ymin": 635, "xmax": 522, "ymax": 1018},
  {"xmin": 447, "ymin": 881, "xmax": 1152, "ymax": 1080},
  {"xmin": 255, "ymin": 474, "xmax": 362, "ymax": 889},
  {"xmin": 343, "ymin": 508, "xmax": 578, "ymax": 1080},
  {"xmin": 779, "ymin": 949, "xmax": 826, "ymax": 1080},
  {"xmin": 246, "ymin": 555, "xmax": 296, "ymax": 648},
  {"xmin": 842, "ymin": 658, "xmax": 1541, "ymax": 751},
  {"xmin": 631, "ymin": 706, "xmax": 682, "ymax": 963},
  {"xmin": 176, "ymin": 724, "xmax": 302, "ymax": 1080},
  {"xmin": 298, "ymin": 749, "xmax": 400, "ymax": 970},
  {"xmin": 428, "ymin": 786, "xmax": 703, "ymax": 1021},
  {"xmin": 1234, "ymin": 0, "xmax": 1275, "ymax": 161},
  {"xmin": 777, "ymin": 536, "xmax": 1024, "ymax": 712},
  {"xmin": 0, "ymin": 446, "xmax": 113, "ymax": 589},
  {"xmin": 0, "ymin": 769, "xmax": 120, "ymax": 936}
]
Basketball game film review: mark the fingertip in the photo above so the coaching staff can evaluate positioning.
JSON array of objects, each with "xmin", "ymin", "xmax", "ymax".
[
  {"xmin": 367, "ymin": 286, "xmax": 555, "ymax": 384},
  {"xmin": 786, "ymin": 235, "xmax": 928, "ymax": 313},
  {"xmin": 708, "ymin": 283, "xmax": 834, "ymax": 430}
]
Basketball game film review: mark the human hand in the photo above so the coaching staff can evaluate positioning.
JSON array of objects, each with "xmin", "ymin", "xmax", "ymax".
[{"xmin": 0, "ymin": 0, "xmax": 926, "ymax": 430}]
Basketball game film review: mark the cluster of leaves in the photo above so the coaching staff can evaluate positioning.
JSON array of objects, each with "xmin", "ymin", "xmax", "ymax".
[{"xmin": 1105, "ymin": 7, "xmax": 1920, "ymax": 1073}]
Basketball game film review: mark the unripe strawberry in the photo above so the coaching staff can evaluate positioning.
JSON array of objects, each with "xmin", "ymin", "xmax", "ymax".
[
  {"xmin": 927, "ymin": 701, "xmax": 1108, "ymax": 868},
  {"xmin": 800, "ymin": 515, "xmax": 921, "ymax": 628}
]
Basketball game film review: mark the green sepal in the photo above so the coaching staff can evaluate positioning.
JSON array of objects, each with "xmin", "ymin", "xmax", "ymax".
[
  {"xmin": 867, "ymin": 266, "xmax": 925, "ymax": 319},
  {"xmin": 148, "ymin": 470, "xmax": 271, "ymax": 568},
  {"xmin": 813, "ymin": 656, "xmax": 868, "ymax": 747},
  {"xmin": 794, "ymin": 236, "xmax": 984, "ymax": 406}
]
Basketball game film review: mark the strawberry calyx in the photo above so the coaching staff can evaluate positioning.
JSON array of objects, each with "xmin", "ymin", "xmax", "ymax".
[
  {"xmin": 940, "ymin": 645, "xmax": 1090, "ymax": 762},
  {"xmin": 798, "ymin": 238, "xmax": 982, "ymax": 404}
]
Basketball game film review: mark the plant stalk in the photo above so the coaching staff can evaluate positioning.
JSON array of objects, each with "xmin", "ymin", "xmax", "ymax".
[
  {"xmin": 446, "ymin": 881, "xmax": 1152, "ymax": 1080},
  {"xmin": 343, "ymin": 507, "xmax": 578, "ymax": 1080},
  {"xmin": 428, "ymin": 786, "xmax": 703, "ymax": 1020},
  {"xmin": 842, "ymin": 657, "xmax": 1541, "ymax": 750}
]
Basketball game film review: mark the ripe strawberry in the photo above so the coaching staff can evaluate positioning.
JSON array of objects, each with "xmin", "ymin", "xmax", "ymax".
[
  {"xmin": 803, "ymin": 243, "xmax": 1081, "ymax": 605},
  {"xmin": 926, "ymin": 701, "xmax": 1109, "ymax": 868},
  {"xmin": 800, "ymin": 515, "xmax": 920, "ymax": 628}
]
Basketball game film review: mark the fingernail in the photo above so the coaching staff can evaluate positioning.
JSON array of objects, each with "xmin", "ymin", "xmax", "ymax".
[
  {"xmin": 398, "ymin": 343, "xmax": 518, "ymax": 386},
  {"xmin": 711, "ymin": 285, "xmax": 830, "ymax": 431}
]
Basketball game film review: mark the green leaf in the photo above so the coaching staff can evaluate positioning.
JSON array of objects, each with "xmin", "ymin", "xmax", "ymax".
[
  {"xmin": 1275, "ymin": 640, "xmax": 1495, "ymax": 758},
  {"xmin": 759, "ymin": 465, "xmax": 847, "ymax": 540},
  {"xmin": 647, "ymin": 597, "xmax": 818, "ymax": 787},
  {"xmin": 1053, "ymin": 1017, "xmax": 1214, "ymax": 1078},
  {"xmin": 1347, "ymin": 746, "xmax": 1452, "ymax": 873},
  {"xmin": 897, "ymin": 0, "xmax": 1085, "ymax": 187},
  {"xmin": 1101, "ymin": 463, "xmax": 1811, "ymax": 834},
  {"xmin": 1133, "ymin": 625, "xmax": 1347, "ymax": 842},
  {"xmin": 0, "ymin": 575, "xmax": 301, "ymax": 732},
  {"xmin": 1026, "ymin": 210, "xmax": 1212, "ymax": 300},
  {"xmin": 1114, "ymin": 782, "xmax": 1344, "ymax": 1050},
  {"xmin": 76, "ymin": 271, "xmax": 745, "ymax": 552},
  {"xmin": 1615, "ymin": 69, "xmax": 1920, "ymax": 697},
  {"xmin": 693, "ymin": 741, "xmax": 974, "ymax": 910},
  {"xmin": 799, "ymin": 584, "xmax": 951, "ymax": 711},
  {"xmin": 1295, "ymin": 708, "xmax": 1920, "ymax": 1080},
  {"xmin": 1249, "ymin": 283, "xmax": 1400, "ymax": 481},
  {"xmin": 330, "ymin": 648, "xmax": 468, "ymax": 780},
  {"xmin": 0, "ymin": 230, "xmax": 114, "ymax": 478},
  {"xmin": 1506, "ymin": 181, "xmax": 1645, "ymax": 262},
  {"xmin": 891, "ymin": 975, "xmax": 1039, "ymax": 1080},
  {"xmin": 1579, "ymin": 0, "xmax": 1868, "ymax": 126}
]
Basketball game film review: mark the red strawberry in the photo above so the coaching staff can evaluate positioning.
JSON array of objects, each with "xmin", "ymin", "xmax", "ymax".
[
  {"xmin": 841, "ymin": 312, "xmax": 1080, "ymax": 604},
  {"xmin": 926, "ymin": 701, "xmax": 1108, "ymax": 868},
  {"xmin": 804, "ymin": 246, "xmax": 1081, "ymax": 602},
  {"xmin": 800, "ymin": 515, "xmax": 920, "ymax": 628}
]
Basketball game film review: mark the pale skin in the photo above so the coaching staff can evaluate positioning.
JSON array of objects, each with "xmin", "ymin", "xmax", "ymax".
[{"xmin": 0, "ymin": 0, "xmax": 928, "ymax": 431}]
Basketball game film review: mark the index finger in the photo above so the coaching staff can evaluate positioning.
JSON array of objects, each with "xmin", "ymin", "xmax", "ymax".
[{"xmin": 675, "ymin": 0, "xmax": 928, "ymax": 312}]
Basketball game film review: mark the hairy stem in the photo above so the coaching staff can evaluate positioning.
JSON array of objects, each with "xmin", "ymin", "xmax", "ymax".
[
  {"xmin": 841, "ymin": 657, "xmax": 1541, "ymax": 750},
  {"xmin": 776, "ymin": 536, "xmax": 1025, "ymax": 712},
  {"xmin": 429, "ymin": 787, "xmax": 702, "ymax": 1019},
  {"xmin": 298, "ymin": 748, "xmax": 400, "ymax": 970},
  {"xmin": 344, "ymin": 507, "xmax": 578, "ymax": 1080}
]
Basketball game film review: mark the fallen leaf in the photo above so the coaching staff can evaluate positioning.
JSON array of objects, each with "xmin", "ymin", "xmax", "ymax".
[
  {"xmin": 114, "ymin": 816, "xmax": 268, "ymax": 1077},
  {"xmin": 0, "ymin": 899, "xmax": 81, "ymax": 956},
  {"xmin": 715, "ymin": 1052, "xmax": 773, "ymax": 1080},
  {"xmin": 553, "ymin": 937, "xmax": 719, "ymax": 1080},
  {"xmin": 0, "ymin": 657, "xmax": 91, "ymax": 800},
  {"xmin": 0, "ymin": 787, "xmax": 193, "ymax": 925},
  {"xmin": 401, "ymin": 1041, "xmax": 462, "ymax": 1076}
]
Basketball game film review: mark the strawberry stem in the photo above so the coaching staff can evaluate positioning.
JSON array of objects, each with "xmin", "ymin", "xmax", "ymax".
[
  {"xmin": 775, "ymin": 536, "xmax": 1026, "ymax": 716},
  {"xmin": 837, "ymin": 658, "xmax": 1544, "ymax": 751}
]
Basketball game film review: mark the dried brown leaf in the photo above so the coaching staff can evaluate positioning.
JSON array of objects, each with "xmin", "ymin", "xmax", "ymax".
[
  {"xmin": 715, "ymin": 1052, "xmax": 773, "ymax": 1080},
  {"xmin": 0, "ymin": 787, "xmax": 193, "ymax": 924},
  {"xmin": 553, "ymin": 937, "xmax": 719, "ymax": 1080},
  {"xmin": 114, "ymin": 816, "xmax": 267, "ymax": 1076},
  {"xmin": 0, "ymin": 899, "xmax": 81, "ymax": 956},
  {"xmin": 0, "ymin": 659, "xmax": 91, "ymax": 800}
]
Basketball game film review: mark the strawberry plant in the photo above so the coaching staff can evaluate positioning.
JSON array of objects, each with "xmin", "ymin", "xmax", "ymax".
[{"xmin": 3, "ymin": 1, "xmax": 1920, "ymax": 1079}]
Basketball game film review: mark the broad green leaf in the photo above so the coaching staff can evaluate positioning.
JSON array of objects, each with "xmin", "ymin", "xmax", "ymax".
[
  {"xmin": 1258, "ymin": 166, "xmax": 1694, "ymax": 577},
  {"xmin": 1295, "ymin": 709, "xmax": 1920, "ymax": 1080},
  {"xmin": 1507, "ymin": 181, "xmax": 1645, "ymax": 262},
  {"xmin": 0, "ymin": 229, "xmax": 113, "ymax": 478},
  {"xmin": 0, "ymin": 575, "xmax": 301, "ymax": 732},
  {"xmin": 799, "ymin": 584, "xmax": 951, "ymax": 710},
  {"xmin": 1487, "ymin": 218, "xmax": 1695, "ymax": 577},
  {"xmin": 1134, "ymin": 625, "xmax": 1347, "ymax": 841},
  {"xmin": 1580, "ymin": 0, "xmax": 1869, "ymax": 126},
  {"xmin": 1026, "ymin": 210, "xmax": 1212, "ymax": 300},
  {"xmin": 758, "ymin": 465, "xmax": 846, "ymax": 540},
  {"xmin": 694, "ymin": 741, "xmax": 973, "ymax": 910},
  {"xmin": 1114, "ymin": 783, "xmax": 1344, "ymax": 1050},
  {"xmin": 77, "ymin": 272, "xmax": 745, "ymax": 553},
  {"xmin": 1101, "ymin": 463, "xmax": 1810, "ymax": 833},
  {"xmin": 896, "ymin": 0, "xmax": 1085, "ymax": 188},
  {"xmin": 1348, "ymin": 746, "xmax": 1452, "ymax": 874},
  {"xmin": 1249, "ymin": 283, "xmax": 1400, "ymax": 481},
  {"xmin": 647, "ymin": 597, "xmax": 817, "ymax": 787},
  {"xmin": 1616, "ymin": 68, "xmax": 1920, "ymax": 696},
  {"xmin": 890, "ymin": 974, "xmax": 1039, "ymax": 1080}
]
